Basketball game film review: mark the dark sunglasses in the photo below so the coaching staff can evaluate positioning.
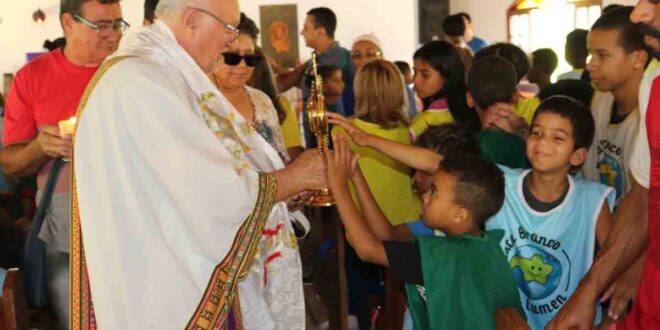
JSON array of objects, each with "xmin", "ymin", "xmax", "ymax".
[{"xmin": 222, "ymin": 52, "xmax": 263, "ymax": 67}]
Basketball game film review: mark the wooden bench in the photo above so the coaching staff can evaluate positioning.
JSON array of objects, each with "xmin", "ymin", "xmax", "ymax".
[{"xmin": 1, "ymin": 268, "xmax": 30, "ymax": 330}]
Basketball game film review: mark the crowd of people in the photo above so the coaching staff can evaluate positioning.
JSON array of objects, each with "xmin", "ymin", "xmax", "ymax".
[{"xmin": 0, "ymin": 0, "xmax": 658, "ymax": 329}]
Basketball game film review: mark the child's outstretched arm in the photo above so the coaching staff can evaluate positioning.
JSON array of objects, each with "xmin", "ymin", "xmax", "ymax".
[
  {"xmin": 325, "ymin": 135, "xmax": 389, "ymax": 266},
  {"xmin": 337, "ymin": 148, "xmax": 415, "ymax": 242},
  {"xmin": 350, "ymin": 166, "xmax": 397, "ymax": 241},
  {"xmin": 327, "ymin": 112, "xmax": 442, "ymax": 174}
]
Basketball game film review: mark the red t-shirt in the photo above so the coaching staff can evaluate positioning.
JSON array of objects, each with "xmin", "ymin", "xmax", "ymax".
[
  {"xmin": 3, "ymin": 48, "xmax": 98, "ymax": 145},
  {"xmin": 3, "ymin": 48, "xmax": 98, "ymax": 195},
  {"xmin": 619, "ymin": 76, "xmax": 660, "ymax": 330},
  {"xmin": 647, "ymin": 76, "xmax": 660, "ymax": 265}
]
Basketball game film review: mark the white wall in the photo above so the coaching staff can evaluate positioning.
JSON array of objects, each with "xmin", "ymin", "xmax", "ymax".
[
  {"xmin": 0, "ymin": 0, "xmax": 418, "ymax": 92},
  {"xmin": 0, "ymin": 0, "xmax": 642, "ymax": 92},
  {"xmin": 0, "ymin": 0, "xmax": 144, "ymax": 75},
  {"xmin": 240, "ymin": 0, "xmax": 418, "ymax": 65},
  {"xmin": 450, "ymin": 0, "xmax": 511, "ymax": 44},
  {"xmin": 449, "ymin": 0, "xmax": 639, "ymax": 44}
]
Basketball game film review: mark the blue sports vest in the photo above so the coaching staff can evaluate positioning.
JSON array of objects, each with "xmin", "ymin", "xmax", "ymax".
[{"xmin": 486, "ymin": 167, "xmax": 614, "ymax": 330}]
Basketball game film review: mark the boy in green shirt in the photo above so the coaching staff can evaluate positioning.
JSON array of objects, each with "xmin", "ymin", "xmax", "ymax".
[
  {"xmin": 468, "ymin": 55, "xmax": 529, "ymax": 169},
  {"xmin": 325, "ymin": 135, "xmax": 525, "ymax": 329}
]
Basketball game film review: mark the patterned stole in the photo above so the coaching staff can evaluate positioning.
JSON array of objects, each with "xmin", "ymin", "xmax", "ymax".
[{"xmin": 70, "ymin": 57, "xmax": 278, "ymax": 330}]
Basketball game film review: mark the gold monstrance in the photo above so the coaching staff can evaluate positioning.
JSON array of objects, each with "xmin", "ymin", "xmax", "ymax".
[{"xmin": 307, "ymin": 53, "xmax": 334, "ymax": 207}]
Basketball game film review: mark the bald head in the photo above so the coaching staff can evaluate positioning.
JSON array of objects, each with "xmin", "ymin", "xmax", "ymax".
[{"xmin": 158, "ymin": 0, "xmax": 240, "ymax": 73}]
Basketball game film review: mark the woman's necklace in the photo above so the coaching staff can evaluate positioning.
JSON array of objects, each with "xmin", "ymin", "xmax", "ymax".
[{"xmin": 211, "ymin": 73, "xmax": 259, "ymax": 131}]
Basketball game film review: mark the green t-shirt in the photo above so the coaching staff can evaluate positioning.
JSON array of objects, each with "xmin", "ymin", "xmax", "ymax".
[
  {"xmin": 405, "ymin": 230, "xmax": 524, "ymax": 330},
  {"xmin": 478, "ymin": 130, "xmax": 530, "ymax": 169},
  {"xmin": 409, "ymin": 110, "xmax": 454, "ymax": 140},
  {"xmin": 332, "ymin": 119, "xmax": 421, "ymax": 225}
]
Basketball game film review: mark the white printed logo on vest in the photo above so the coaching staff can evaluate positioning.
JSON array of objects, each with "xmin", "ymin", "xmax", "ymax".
[
  {"xmin": 596, "ymin": 140, "xmax": 626, "ymax": 201},
  {"xmin": 504, "ymin": 226, "xmax": 569, "ymax": 315}
]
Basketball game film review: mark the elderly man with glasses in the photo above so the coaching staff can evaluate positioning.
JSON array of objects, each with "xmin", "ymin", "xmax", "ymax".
[
  {"xmin": 0, "ymin": 0, "xmax": 126, "ymax": 328},
  {"xmin": 69, "ymin": 0, "xmax": 325, "ymax": 329}
]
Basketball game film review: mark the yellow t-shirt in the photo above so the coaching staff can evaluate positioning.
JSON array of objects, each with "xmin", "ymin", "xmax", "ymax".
[
  {"xmin": 278, "ymin": 96, "xmax": 302, "ymax": 148},
  {"xmin": 409, "ymin": 109, "xmax": 454, "ymax": 140},
  {"xmin": 332, "ymin": 118, "xmax": 421, "ymax": 225},
  {"xmin": 514, "ymin": 96, "xmax": 541, "ymax": 125}
]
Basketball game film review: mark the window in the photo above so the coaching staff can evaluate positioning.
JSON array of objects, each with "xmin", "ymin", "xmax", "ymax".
[{"xmin": 508, "ymin": 0, "xmax": 602, "ymax": 80}]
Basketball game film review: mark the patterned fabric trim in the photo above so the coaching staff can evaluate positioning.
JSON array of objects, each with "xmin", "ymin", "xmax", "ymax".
[
  {"xmin": 230, "ymin": 294, "xmax": 244, "ymax": 330},
  {"xmin": 197, "ymin": 92, "xmax": 253, "ymax": 174},
  {"xmin": 70, "ymin": 55, "xmax": 133, "ymax": 330},
  {"xmin": 185, "ymin": 173, "xmax": 278, "ymax": 330},
  {"xmin": 71, "ymin": 55, "xmax": 278, "ymax": 330}
]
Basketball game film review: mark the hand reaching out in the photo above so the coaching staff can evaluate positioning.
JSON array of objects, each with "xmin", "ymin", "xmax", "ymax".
[
  {"xmin": 482, "ymin": 102, "xmax": 528, "ymax": 138},
  {"xmin": 326, "ymin": 113, "xmax": 371, "ymax": 147},
  {"xmin": 325, "ymin": 134, "xmax": 359, "ymax": 193},
  {"xmin": 599, "ymin": 256, "xmax": 643, "ymax": 322},
  {"xmin": 545, "ymin": 284, "xmax": 597, "ymax": 330}
]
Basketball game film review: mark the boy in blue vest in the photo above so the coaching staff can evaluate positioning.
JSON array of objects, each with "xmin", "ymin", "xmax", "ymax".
[
  {"xmin": 483, "ymin": 96, "xmax": 613, "ymax": 329},
  {"xmin": 328, "ymin": 95, "xmax": 614, "ymax": 329}
]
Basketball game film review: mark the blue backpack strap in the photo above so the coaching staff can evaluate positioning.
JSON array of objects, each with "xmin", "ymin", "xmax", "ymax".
[{"xmin": 22, "ymin": 158, "xmax": 65, "ymax": 307}]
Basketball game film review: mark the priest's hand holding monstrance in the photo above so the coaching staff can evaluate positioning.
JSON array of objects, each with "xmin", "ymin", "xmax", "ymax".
[{"xmin": 306, "ymin": 53, "xmax": 334, "ymax": 207}]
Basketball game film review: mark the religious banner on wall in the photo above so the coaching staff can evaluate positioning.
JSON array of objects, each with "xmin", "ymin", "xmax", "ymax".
[{"xmin": 259, "ymin": 4, "xmax": 299, "ymax": 68}]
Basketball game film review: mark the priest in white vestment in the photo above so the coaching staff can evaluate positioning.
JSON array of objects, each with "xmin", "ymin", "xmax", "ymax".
[{"xmin": 70, "ymin": 0, "xmax": 326, "ymax": 329}]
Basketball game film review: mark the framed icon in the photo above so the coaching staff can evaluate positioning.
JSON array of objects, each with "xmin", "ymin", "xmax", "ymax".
[{"xmin": 260, "ymin": 4, "xmax": 299, "ymax": 68}]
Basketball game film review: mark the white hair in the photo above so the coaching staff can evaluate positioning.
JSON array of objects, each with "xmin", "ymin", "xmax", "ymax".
[{"xmin": 155, "ymin": 0, "xmax": 195, "ymax": 19}]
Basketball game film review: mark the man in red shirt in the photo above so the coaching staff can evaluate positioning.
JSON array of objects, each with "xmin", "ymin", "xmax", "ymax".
[
  {"xmin": 547, "ymin": 1, "xmax": 660, "ymax": 329},
  {"xmin": 0, "ymin": 0, "xmax": 125, "ymax": 328}
]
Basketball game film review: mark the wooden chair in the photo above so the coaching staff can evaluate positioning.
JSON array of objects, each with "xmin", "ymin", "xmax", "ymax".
[{"xmin": 1, "ymin": 268, "xmax": 30, "ymax": 330}]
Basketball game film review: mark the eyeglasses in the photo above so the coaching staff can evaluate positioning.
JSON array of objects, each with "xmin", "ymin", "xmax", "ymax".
[
  {"xmin": 188, "ymin": 7, "xmax": 240, "ymax": 42},
  {"xmin": 73, "ymin": 15, "xmax": 129, "ymax": 38},
  {"xmin": 222, "ymin": 52, "xmax": 263, "ymax": 67},
  {"xmin": 351, "ymin": 50, "xmax": 382, "ymax": 59}
]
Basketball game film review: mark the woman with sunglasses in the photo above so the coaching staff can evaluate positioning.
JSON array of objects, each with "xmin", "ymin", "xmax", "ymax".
[{"xmin": 210, "ymin": 13, "xmax": 290, "ymax": 163}]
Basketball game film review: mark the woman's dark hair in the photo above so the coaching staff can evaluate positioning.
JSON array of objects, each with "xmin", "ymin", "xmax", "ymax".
[
  {"xmin": 238, "ymin": 13, "xmax": 260, "ymax": 41},
  {"xmin": 413, "ymin": 41, "xmax": 480, "ymax": 132},
  {"xmin": 248, "ymin": 47, "xmax": 286, "ymax": 124}
]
